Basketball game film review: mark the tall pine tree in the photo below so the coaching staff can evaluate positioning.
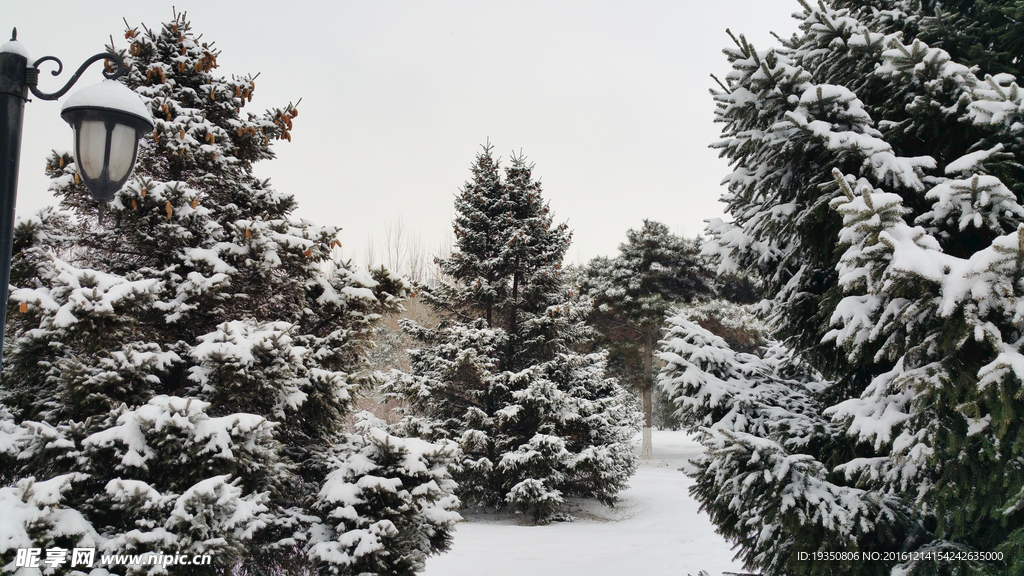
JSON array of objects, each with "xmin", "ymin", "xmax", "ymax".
[
  {"xmin": 386, "ymin": 144, "xmax": 637, "ymax": 523},
  {"xmin": 0, "ymin": 11, "xmax": 459, "ymax": 575},
  {"xmin": 581, "ymin": 220, "xmax": 713, "ymax": 459},
  {"xmin": 661, "ymin": 1, "xmax": 1024, "ymax": 574}
]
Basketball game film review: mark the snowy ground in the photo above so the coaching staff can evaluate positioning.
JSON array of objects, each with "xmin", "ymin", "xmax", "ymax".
[{"xmin": 423, "ymin": 430, "xmax": 747, "ymax": 576}]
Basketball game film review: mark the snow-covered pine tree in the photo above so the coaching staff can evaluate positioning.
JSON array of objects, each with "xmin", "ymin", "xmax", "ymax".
[
  {"xmin": 661, "ymin": 1, "xmax": 1024, "ymax": 574},
  {"xmin": 0, "ymin": 10, "xmax": 458, "ymax": 575},
  {"xmin": 386, "ymin": 144, "xmax": 637, "ymax": 522},
  {"xmin": 658, "ymin": 311, "xmax": 900, "ymax": 576},
  {"xmin": 581, "ymin": 220, "xmax": 713, "ymax": 459},
  {"xmin": 650, "ymin": 277, "xmax": 762, "ymax": 431},
  {"xmin": 309, "ymin": 413, "xmax": 461, "ymax": 576}
]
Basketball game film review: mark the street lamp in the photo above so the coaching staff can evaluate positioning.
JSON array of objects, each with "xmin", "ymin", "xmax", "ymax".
[{"xmin": 0, "ymin": 28, "xmax": 153, "ymax": 366}]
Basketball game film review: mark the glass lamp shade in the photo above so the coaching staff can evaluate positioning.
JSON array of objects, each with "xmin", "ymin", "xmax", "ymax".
[{"xmin": 60, "ymin": 82, "xmax": 154, "ymax": 202}]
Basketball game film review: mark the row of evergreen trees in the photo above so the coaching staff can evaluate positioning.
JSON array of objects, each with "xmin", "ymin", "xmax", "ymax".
[
  {"xmin": 658, "ymin": 1, "xmax": 1024, "ymax": 575},
  {"xmin": 0, "ymin": 10, "xmax": 679, "ymax": 574}
]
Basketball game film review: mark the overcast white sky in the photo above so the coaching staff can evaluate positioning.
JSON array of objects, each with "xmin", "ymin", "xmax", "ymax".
[{"xmin": 4, "ymin": 1, "xmax": 801, "ymax": 268}]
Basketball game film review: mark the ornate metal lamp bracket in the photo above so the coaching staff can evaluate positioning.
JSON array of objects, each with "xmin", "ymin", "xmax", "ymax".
[{"xmin": 29, "ymin": 51, "xmax": 126, "ymax": 101}]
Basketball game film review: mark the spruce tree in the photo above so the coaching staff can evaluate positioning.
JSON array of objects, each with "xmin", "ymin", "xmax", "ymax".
[
  {"xmin": 581, "ymin": 220, "xmax": 713, "ymax": 459},
  {"xmin": 0, "ymin": 11, "xmax": 458, "ymax": 575},
  {"xmin": 386, "ymin": 144, "xmax": 637, "ymax": 522},
  {"xmin": 662, "ymin": 1, "xmax": 1024, "ymax": 574}
]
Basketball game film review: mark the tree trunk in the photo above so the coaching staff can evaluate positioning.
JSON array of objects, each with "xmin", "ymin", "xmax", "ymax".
[
  {"xmin": 509, "ymin": 261, "xmax": 519, "ymax": 364},
  {"xmin": 641, "ymin": 328, "xmax": 654, "ymax": 459},
  {"xmin": 641, "ymin": 385, "xmax": 653, "ymax": 459}
]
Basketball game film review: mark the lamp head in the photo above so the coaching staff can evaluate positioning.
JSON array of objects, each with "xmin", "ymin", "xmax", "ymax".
[{"xmin": 61, "ymin": 80, "xmax": 153, "ymax": 202}]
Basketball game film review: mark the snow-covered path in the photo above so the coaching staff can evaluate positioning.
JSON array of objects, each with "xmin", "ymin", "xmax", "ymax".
[{"xmin": 423, "ymin": 430, "xmax": 746, "ymax": 576}]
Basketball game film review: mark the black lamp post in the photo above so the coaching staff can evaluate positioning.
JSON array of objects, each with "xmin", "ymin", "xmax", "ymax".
[{"xmin": 0, "ymin": 29, "xmax": 153, "ymax": 367}]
